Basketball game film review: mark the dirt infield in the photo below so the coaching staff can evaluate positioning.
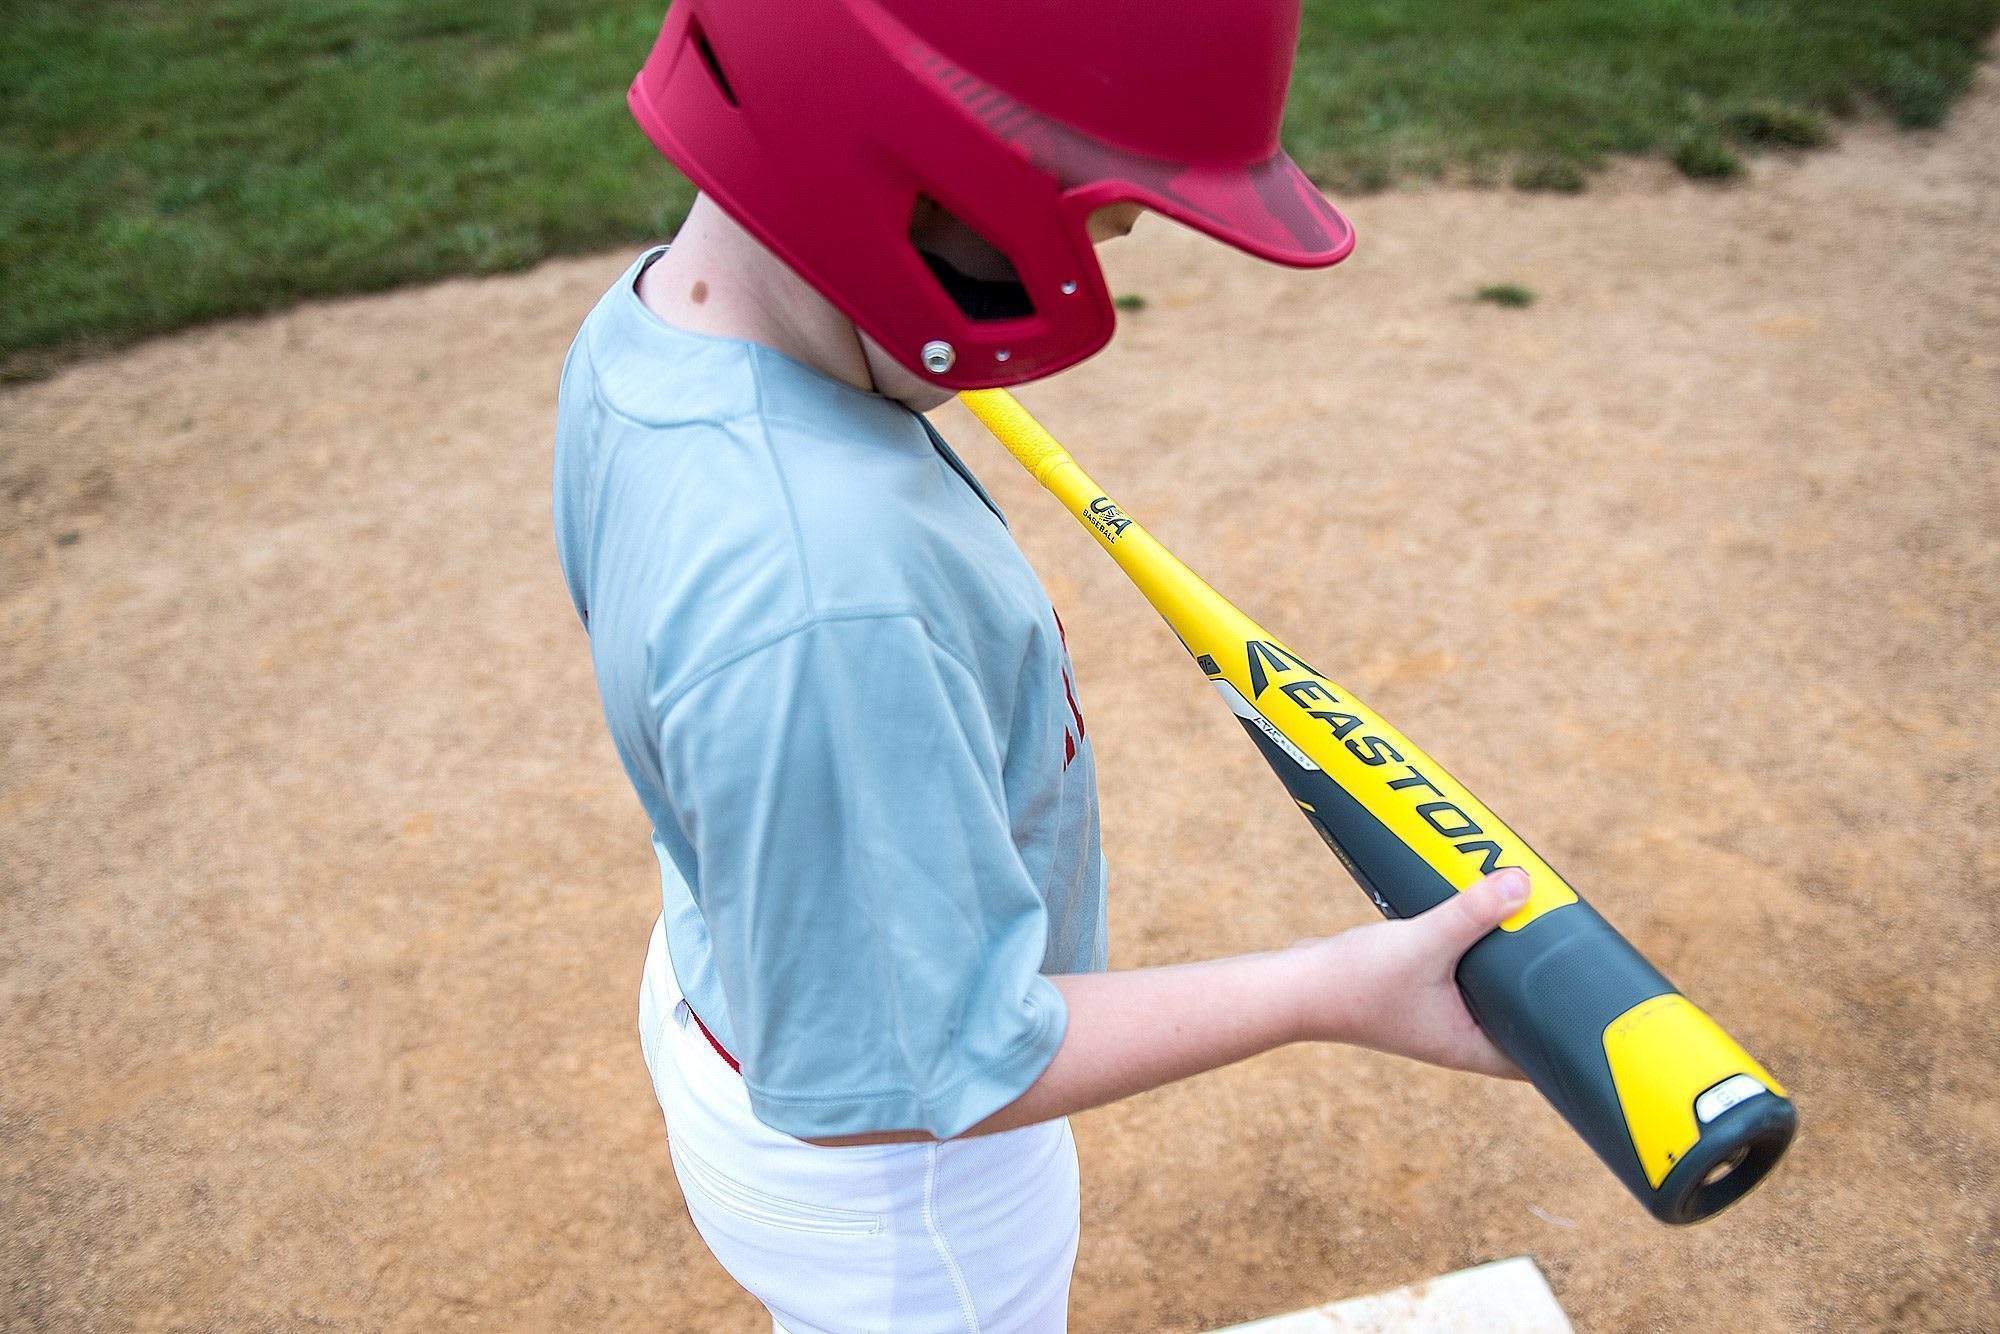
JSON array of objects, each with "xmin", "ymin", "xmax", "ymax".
[{"xmin": 5, "ymin": 58, "xmax": 1996, "ymax": 1333}]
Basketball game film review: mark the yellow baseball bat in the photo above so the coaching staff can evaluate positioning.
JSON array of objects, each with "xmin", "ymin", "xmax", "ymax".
[{"xmin": 961, "ymin": 387, "xmax": 1795, "ymax": 1224}]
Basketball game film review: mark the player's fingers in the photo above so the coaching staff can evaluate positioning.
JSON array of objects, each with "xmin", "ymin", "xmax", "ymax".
[{"xmin": 1421, "ymin": 867, "xmax": 1531, "ymax": 954}]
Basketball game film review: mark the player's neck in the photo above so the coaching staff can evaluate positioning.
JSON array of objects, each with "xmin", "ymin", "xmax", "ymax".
[{"xmin": 638, "ymin": 194, "xmax": 875, "ymax": 394}]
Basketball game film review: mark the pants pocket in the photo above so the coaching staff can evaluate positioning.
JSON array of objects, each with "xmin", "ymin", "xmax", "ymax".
[{"xmin": 670, "ymin": 1136, "xmax": 884, "ymax": 1238}]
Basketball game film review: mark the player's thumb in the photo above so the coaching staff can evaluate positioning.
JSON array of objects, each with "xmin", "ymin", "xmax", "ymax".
[{"xmin": 1420, "ymin": 867, "xmax": 1532, "ymax": 954}]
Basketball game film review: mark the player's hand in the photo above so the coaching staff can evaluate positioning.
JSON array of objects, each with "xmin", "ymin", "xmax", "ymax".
[{"xmin": 1283, "ymin": 867, "xmax": 1531, "ymax": 1080}]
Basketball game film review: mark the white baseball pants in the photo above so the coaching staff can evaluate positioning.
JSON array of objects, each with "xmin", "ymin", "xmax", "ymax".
[{"xmin": 638, "ymin": 917, "xmax": 1081, "ymax": 1332}]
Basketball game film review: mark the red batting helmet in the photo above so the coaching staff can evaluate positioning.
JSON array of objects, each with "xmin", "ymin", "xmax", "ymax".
[{"xmin": 629, "ymin": 1, "xmax": 1354, "ymax": 389}]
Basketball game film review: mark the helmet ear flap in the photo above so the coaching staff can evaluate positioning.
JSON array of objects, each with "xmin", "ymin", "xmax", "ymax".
[{"xmin": 886, "ymin": 170, "xmax": 1118, "ymax": 385}]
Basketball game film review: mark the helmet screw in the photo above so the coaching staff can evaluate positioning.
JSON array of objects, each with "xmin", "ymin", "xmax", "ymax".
[
  {"xmin": 994, "ymin": 349, "xmax": 1011, "ymax": 363},
  {"xmin": 920, "ymin": 340, "xmax": 956, "ymax": 374},
  {"xmin": 1060, "ymin": 280, "xmax": 1078, "ymax": 295}
]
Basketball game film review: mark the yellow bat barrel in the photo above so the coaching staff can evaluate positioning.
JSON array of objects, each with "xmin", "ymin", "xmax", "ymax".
[{"xmin": 961, "ymin": 388, "xmax": 1796, "ymax": 1224}]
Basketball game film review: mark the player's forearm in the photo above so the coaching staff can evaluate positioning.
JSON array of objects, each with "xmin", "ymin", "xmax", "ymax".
[
  {"xmin": 807, "ymin": 948, "xmax": 1319, "ymax": 1146},
  {"xmin": 805, "ymin": 872, "xmax": 1529, "ymax": 1146},
  {"xmin": 964, "ymin": 950, "xmax": 1320, "ymax": 1136}
]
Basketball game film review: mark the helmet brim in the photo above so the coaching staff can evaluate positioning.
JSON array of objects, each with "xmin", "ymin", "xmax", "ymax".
[
  {"xmin": 1024, "ymin": 113, "xmax": 1354, "ymax": 268},
  {"xmin": 1131, "ymin": 150, "xmax": 1355, "ymax": 268}
]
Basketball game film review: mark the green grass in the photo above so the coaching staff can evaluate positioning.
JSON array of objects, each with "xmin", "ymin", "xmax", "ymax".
[
  {"xmin": 1671, "ymin": 128, "xmax": 1747, "ymax": 178},
  {"xmin": 1, "ymin": 1, "xmax": 686, "ymax": 378},
  {"xmin": 3, "ymin": 0, "xmax": 1996, "ymax": 375},
  {"xmin": 1725, "ymin": 102, "xmax": 1833, "ymax": 147},
  {"xmin": 1510, "ymin": 156, "xmax": 1590, "ymax": 193},
  {"xmin": 1475, "ymin": 283, "xmax": 1537, "ymax": 308},
  {"xmin": 1288, "ymin": 0, "xmax": 1997, "ymax": 188}
]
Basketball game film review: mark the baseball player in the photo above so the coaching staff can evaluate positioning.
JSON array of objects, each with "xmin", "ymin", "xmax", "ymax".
[{"xmin": 552, "ymin": 3, "xmax": 1529, "ymax": 1329}]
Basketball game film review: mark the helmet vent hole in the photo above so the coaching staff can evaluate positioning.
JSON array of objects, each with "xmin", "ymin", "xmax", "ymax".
[
  {"xmin": 909, "ymin": 196, "xmax": 1034, "ymax": 323},
  {"xmin": 688, "ymin": 23, "xmax": 739, "ymax": 109}
]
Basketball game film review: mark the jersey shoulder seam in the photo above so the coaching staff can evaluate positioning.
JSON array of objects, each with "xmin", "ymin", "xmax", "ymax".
[
  {"xmin": 654, "ymin": 605, "xmax": 981, "ymax": 722},
  {"xmin": 579, "ymin": 315, "xmax": 759, "ymax": 432},
  {"xmin": 747, "ymin": 354, "xmax": 818, "ymax": 614}
]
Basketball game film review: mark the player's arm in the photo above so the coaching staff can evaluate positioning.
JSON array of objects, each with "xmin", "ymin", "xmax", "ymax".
[{"xmin": 806, "ymin": 868, "xmax": 1527, "ymax": 1146}]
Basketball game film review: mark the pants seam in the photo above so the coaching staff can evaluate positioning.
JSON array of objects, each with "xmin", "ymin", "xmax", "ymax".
[{"xmin": 923, "ymin": 1143, "xmax": 982, "ymax": 1333}]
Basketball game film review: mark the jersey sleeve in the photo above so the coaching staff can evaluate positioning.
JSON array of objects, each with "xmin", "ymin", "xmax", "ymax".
[{"xmin": 655, "ymin": 611, "xmax": 1068, "ymax": 1140}]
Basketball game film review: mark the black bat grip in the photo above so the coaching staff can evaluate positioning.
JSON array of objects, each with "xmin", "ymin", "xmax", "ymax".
[{"xmin": 1453, "ymin": 901, "xmax": 1796, "ymax": 1224}]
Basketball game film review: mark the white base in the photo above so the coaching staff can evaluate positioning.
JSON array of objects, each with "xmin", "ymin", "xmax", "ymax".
[{"xmin": 1209, "ymin": 1257, "xmax": 1573, "ymax": 1334}]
